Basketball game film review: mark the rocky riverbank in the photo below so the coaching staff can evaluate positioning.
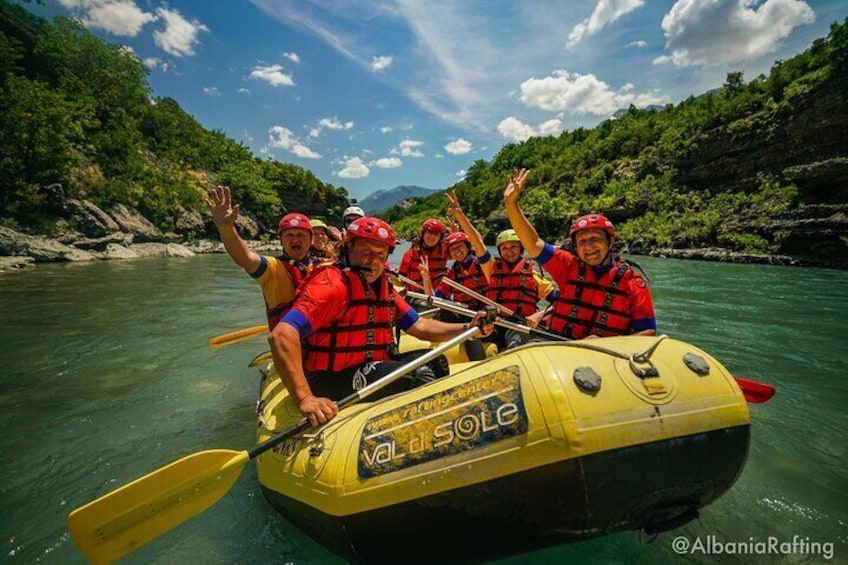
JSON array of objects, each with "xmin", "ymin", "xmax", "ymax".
[{"xmin": 0, "ymin": 192, "xmax": 280, "ymax": 273}]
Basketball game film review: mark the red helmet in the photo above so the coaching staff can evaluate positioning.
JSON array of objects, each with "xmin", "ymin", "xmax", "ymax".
[
  {"xmin": 345, "ymin": 216, "xmax": 396, "ymax": 252},
  {"xmin": 569, "ymin": 214, "xmax": 616, "ymax": 240},
  {"xmin": 278, "ymin": 213, "xmax": 311, "ymax": 234},
  {"xmin": 444, "ymin": 231, "xmax": 470, "ymax": 248},
  {"xmin": 422, "ymin": 218, "xmax": 446, "ymax": 235}
]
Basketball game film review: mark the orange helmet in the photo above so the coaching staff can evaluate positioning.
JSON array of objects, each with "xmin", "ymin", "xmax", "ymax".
[
  {"xmin": 444, "ymin": 231, "xmax": 470, "ymax": 248},
  {"xmin": 345, "ymin": 216, "xmax": 396, "ymax": 252},
  {"xmin": 278, "ymin": 213, "xmax": 311, "ymax": 234},
  {"xmin": 569, "ymin": 214, "xmax": 616, "ymax": 241},
  {"xmin": 422, "ymin": 218, "xmax": 446, "ymax": 235}
]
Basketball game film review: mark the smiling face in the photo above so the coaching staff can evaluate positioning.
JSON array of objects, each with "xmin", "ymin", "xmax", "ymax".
[
  {"xmin": 422, "ymin": 230, "xmax": 441, "ymax": 248},
  {"xmin": 448, "ymin": 241, "xmax": 469, "ymax": 262},
  {"xmin": 312, "ymin": 227, "xmax": 329, "ymax": 250},
  {"xmin": 497, "ymin": 241, "xmax": 522, "ymax": 263},
  {"xmin": 280, "ymin": 228, "xmax": 312, "ymax": 260},
  {"xmin": 348, "ymin": 238, "xmax": 390, "ymax": 283},
  {"xmin": 574, "ymin": 228, "xmax": 612, "ymax": 267}
]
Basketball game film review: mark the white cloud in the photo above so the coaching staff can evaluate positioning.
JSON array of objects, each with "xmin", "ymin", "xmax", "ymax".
[
  {"xmin": 282, "ymin": 51, "xmax": 300, "ymax": 63},
  {"xmin": 380, "ymin": 126, "xmax": 392, "ymax": 133},
  {"xmin": 498, "ymin": 117, "xmax": 564, "ymax": 142},
  {"xmin": 337, "ymin": 157, "xmax": 370, "ymax": 178},
  {"xmin": 657, "ymin": 0, "xmax": 815, "ymax": 67},
  {"xmin": 456, "ymin": 169, "xmax": 467, "ymax": 179},
  {"xmin": 238, "ymin": 87, "xmax": 251, "ymax": 94},
  {"xmin": 519, "ymin": 69, "xmax": 666, "ymax": 116},
  {"xmin": 567, "ymin": 0, "xmax": 646, "ymax": 48},
  {"xmin": 629, "ymin": 40, "xmax": 647, "ymax": 47},
  {"xmin": 397, "ymin": 139, "xmax": 424, "ymax": 158},
  {"xmin": 371, "ymin": 157, "xmax": 403, "ymax": 168},
  {"xmin": 153, "ymin": 6, "xmax": 208, "ymax": 57},
  {"xmin": 203, "ymin": 86, "xmax": 220, "ymax": 96},
  {"xmin": 319, "ymin": 118, "xmax": 354, "ymax": 130},
  {"xmin": 267, "ymin": 125, "xmax": 321, "ymax": 159},
  {"xmin": 444, "ymin": 138, "xmax": 473, "ymax": 155},
  {"xmin": 142, "ymin": 57, "xmax": 170, "ymax": 72},
  {"xmin": 371, "ymin": 55, "xmax": 393, "ymax": 71},
  {"xmin": 310, "ymin": 117, "xmax": 354, "ymax": 138},
  {"xmin": 58, "ymin": 0, "xmax": 156, "ymax": 37},
  {"xmin": 250, "ymin": 64, "xmax": 295, "ymax": 87},
  {"xmin": 435, "ymin": 153, "xmax": 445, "ymax": 159}
]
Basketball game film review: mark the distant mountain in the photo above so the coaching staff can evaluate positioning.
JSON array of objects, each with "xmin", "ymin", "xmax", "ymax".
[{"xmin": 358, "ymin": 185, "xmax": 440, "ymax": 214}]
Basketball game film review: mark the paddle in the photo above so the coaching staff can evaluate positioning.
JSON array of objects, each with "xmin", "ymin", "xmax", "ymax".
[
  {"xmin": 67, "ymin": 325, "xmax": 482, "ymax": 565},
  {"xmin": 438, "ymin": 277, "xmax": 516, "ymax": 317},
  {"xmin": 733, "ymin": 376, "xmax": 776, "ymax": 403},
  {"xmin": 208, "ymin": 324, "xmax": 266, "ymax": 348},
  {"xmin": 405, "ymin": 290, "xmax": 566, "ymax": 342},
  {"xmin": 406, "ymin": 290, "xmax": 775, "ymax": 405}
]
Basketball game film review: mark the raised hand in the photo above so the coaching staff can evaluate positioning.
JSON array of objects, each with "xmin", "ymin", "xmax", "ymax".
[
  {"xmin": 419, "ymin": 254, "xmax": 430, "ymax": 276},
  {"xmin": 503, "ymin": 168, "xmax": 530, "ymax": 205},
  {"xmin": 209, "ymin": 185, "xmax": 239, "ymax": 229},
  {"xmin": 445, "ymin": 192, "xmax": 464, "ymax": 220}
]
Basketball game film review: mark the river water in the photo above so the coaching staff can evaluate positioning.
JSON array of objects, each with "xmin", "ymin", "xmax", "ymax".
[{"xmin": 1, "ymin": 250, "xmax": 846, "ymax": 564}]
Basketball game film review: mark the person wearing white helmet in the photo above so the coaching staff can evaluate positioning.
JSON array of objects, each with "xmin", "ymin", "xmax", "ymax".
[{"xmin": 342, "ymin": 205, "xmax": 365, "ymax": 227}]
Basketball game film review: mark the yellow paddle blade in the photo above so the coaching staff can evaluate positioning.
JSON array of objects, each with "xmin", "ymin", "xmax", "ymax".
[
  {"xmin": 208, "ymin": 324, "xmax": 267, "ymax": 348},
  {"xmin": 248, "ymin": 350, "xmax": 273, "ymax": 367},
  {"xmin": 67, "ymin": 449, "xmax": 249, "ymax": 565}
]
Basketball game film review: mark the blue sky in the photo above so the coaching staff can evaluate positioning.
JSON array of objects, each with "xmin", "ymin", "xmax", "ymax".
[{"xmin": 29, "ymin": 0, "xmax": 848, "ymax": 201}]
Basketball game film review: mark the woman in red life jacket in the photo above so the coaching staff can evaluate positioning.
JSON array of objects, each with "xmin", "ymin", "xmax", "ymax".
[
  {"xmin": 443, "ymin": 192, "xmax": 555, "ymax": 351},
  {"xmin": 268, "ymin": 216, "xmax": 494, "ymax": 427},
  {"xmin": 503, "ymin": 169, "xmax": 656, "ymax": 340},
  {"xmin": 398, "ymin": 218, "xmax": 450, "ymax": 288},
  {"xmin": 209, "ymin": 185, "xmax": 313, "ymax": 330}
]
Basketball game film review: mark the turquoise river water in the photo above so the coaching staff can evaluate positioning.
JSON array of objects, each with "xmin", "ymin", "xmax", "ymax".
[{"xmin": 1, "ymin": 250, "xmax": 846, "ymax": 564}]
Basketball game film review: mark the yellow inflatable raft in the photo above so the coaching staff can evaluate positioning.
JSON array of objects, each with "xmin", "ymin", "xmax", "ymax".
[{"xmin": 255, "ymin": 335, "xmax": 750, "ymax": 563}]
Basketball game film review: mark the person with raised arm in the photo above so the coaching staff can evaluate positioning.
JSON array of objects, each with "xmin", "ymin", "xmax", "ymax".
[
  {"xmin": 503, "ymin": 169, "xmax": 656, "ymax": 339},
  {"xmin": 441, "ymin": 192, "xmax": 555, "ymax": 350},
  {"xmin": 209, "ymin": 185, "xmax": 313, "ymax": 330}
]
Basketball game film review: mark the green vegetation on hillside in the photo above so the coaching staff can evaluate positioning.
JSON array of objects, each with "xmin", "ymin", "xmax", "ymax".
[
  {"xmin": 384, "ymin": 18, "xmax": 848, "ymax": 258},
  {"xmin": 0, "ymin": 1, "xmax": 350, "ymax": 234}
]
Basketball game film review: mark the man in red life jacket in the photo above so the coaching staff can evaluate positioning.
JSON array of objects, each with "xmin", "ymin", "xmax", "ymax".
[
  {"xmin": 504, "ymin": 169, "xmax": 656, "ymax": 340},
  {"xmin": 268, "ymin": 216, "xmax": 494, "ymax": 427},
  {"xmin": 209, "ymin": 185, "xmax": 313, "ymax": 330}
]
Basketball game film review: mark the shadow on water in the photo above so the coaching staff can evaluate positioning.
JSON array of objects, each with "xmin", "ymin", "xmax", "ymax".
[{"xmin": 1, "ymin": 253, "xmax": 846, "ymax": 563}]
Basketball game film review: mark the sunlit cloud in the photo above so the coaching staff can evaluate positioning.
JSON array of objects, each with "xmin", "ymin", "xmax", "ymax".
[
  {"xmin": 655, "ymin": 0, "xmax": 815, "ymax": 67},
  {"xmin": 153, "ymin": 6, "xmax": 208, "ymax": 57}
]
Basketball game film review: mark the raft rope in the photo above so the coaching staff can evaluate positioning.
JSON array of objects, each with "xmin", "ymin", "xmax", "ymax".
[{"xmin": 557, "ymin": 334, "xmax": 669, "ymax": 379}]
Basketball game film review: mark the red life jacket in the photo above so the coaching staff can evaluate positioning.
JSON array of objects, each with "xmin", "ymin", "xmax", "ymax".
[
  {"xmin": 404, "ymin": 244, "xmax": 449, "ymax": 284},
  {"xmin": 302, "ymin": 267, "xmax": 397, "ymax": 374},
  {"xmin": 486, "ymin": 258, "xmax": 539, "ymax": 317},
  {"xmin": 265, "ymin": 257, "xmax": 311, "ymax": 330},
  {"xmin": 444, "ymin": 259, "xmax": 488, "ymax": 309},
  {"xmin": 545, "ymin": 260, "xmax": 634, "ymax": 339}
]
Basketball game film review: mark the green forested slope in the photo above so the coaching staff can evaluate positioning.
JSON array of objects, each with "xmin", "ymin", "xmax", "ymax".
[
  {"xmin": 0, "ymin": 1, "xmax": 350, "ymax": 234},
  {"xmin": 384, "ymin": 19, "xmax": 848, "ymax": 265}
]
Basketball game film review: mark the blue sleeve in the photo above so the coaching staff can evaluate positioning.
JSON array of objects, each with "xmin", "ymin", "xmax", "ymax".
[
  {"xmin": 631, "ymin": 317, "xmax": 657, "ymax": 332},
  {"xmin": 478, "ymin": 250, "xmax": 492, "ymax": 264},
  {"xmin": 249, "ymin": 255, "xmax": 268, "ymax": 279},
  {"xmin": 280, "ymin": 309, "xmax": 313, "ymax": 338},
  {"xmin": 435, "ymin": 289, "xmax": 446, "ymax": 299},
  {"xmin": 396, "ymin": 308, "xmax": 420, "ymax": 331},
  {"xmin": 536, "ymin": 242, "xmax": 556, "ymax": 265}
]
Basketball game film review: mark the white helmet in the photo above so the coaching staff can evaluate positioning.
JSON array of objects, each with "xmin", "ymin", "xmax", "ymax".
[{"xmin": 343, "ymin": 206, "xmax": 365, "ymax": 219}]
